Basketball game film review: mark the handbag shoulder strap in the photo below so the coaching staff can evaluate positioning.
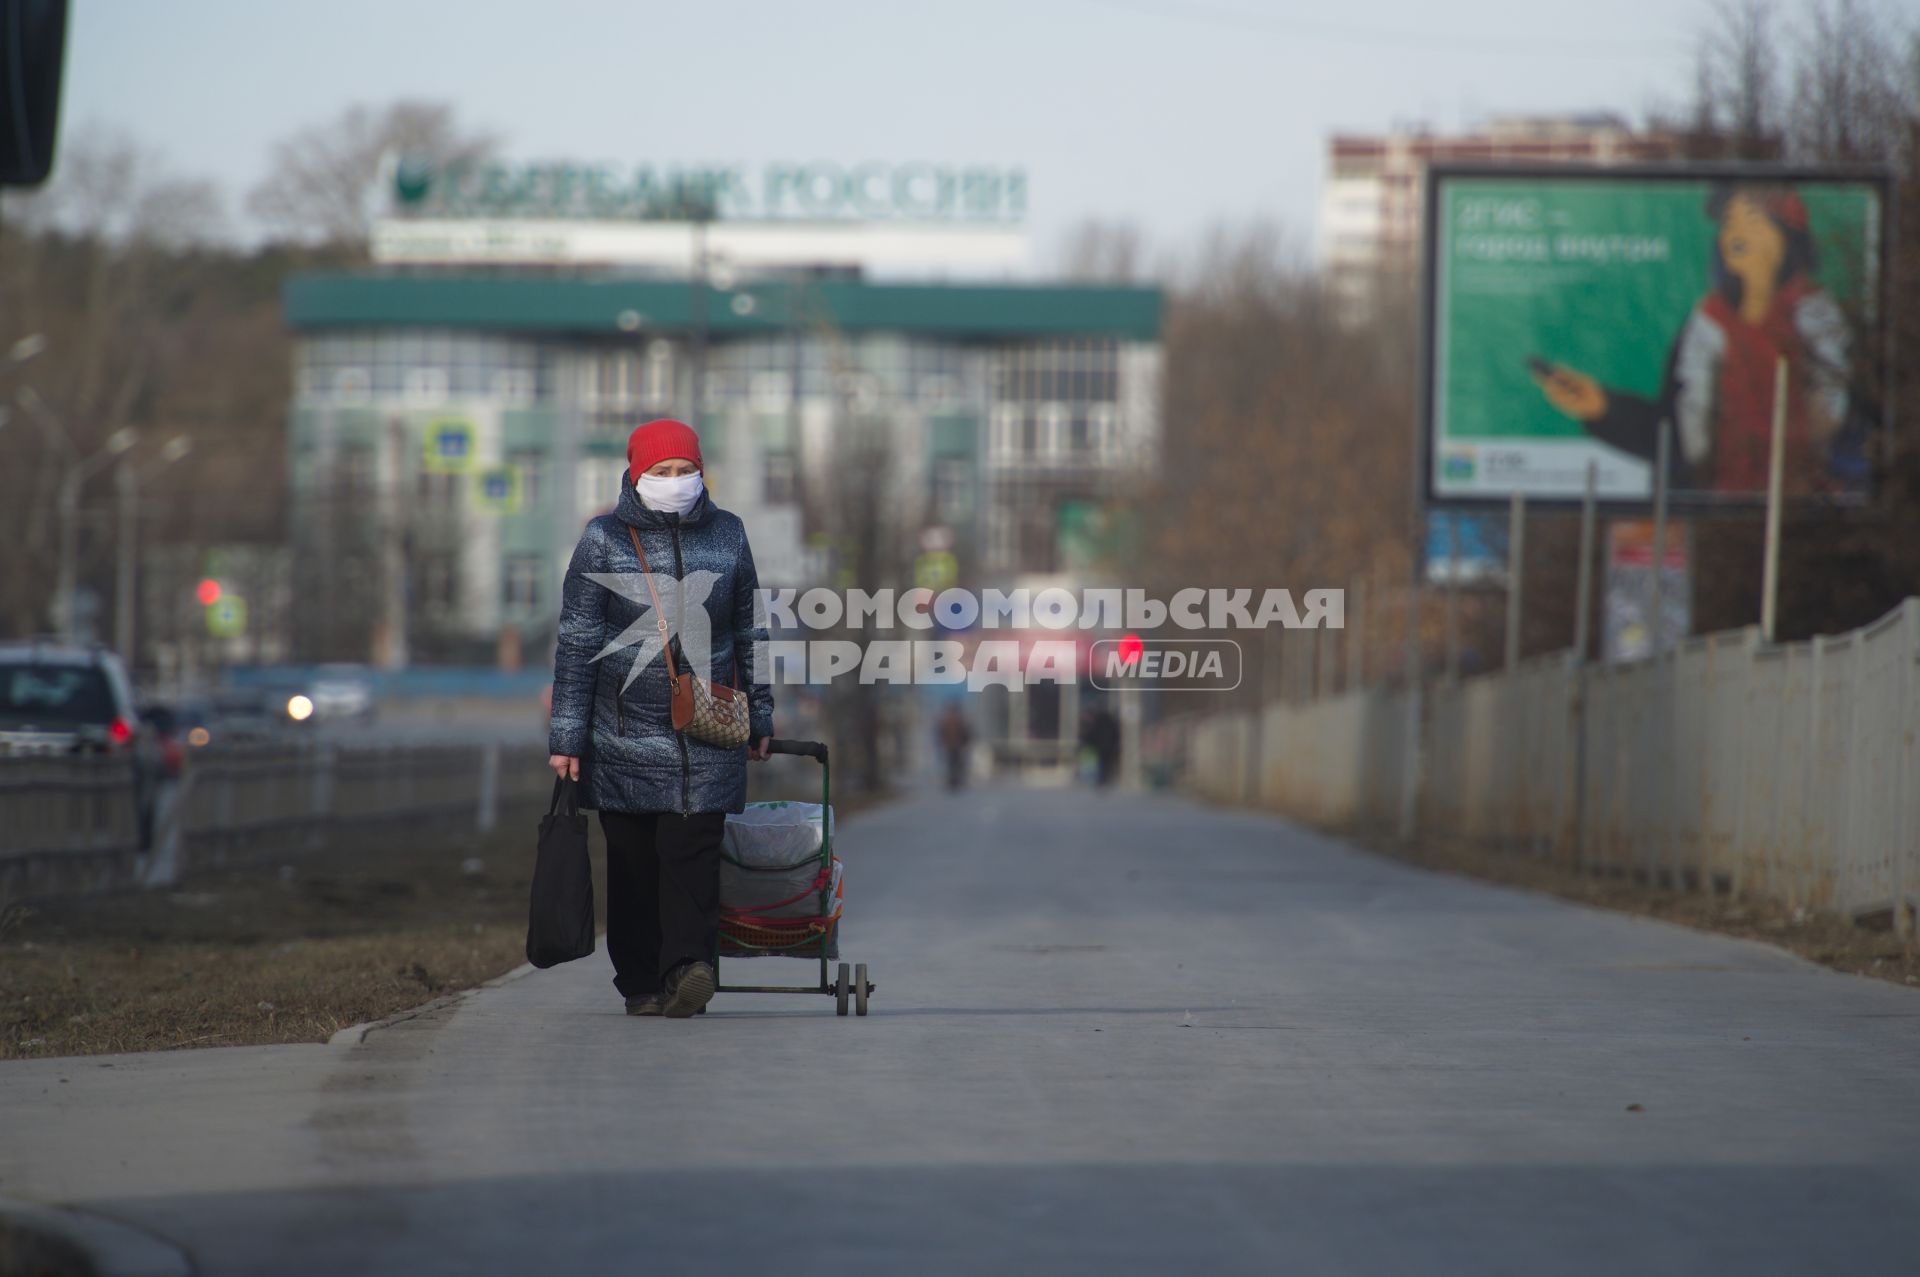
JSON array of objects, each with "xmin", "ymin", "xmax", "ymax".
[{"xmin": 626, "ymin": 525, "xmax": 679, "ymax": 680}]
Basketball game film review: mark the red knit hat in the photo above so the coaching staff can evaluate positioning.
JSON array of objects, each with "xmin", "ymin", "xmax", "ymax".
[{"xmin": 627, "ymin": 418, "xmax": 703, "ymax": 477}]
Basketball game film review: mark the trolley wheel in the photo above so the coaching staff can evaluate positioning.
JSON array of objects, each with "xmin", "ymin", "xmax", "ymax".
[
  {"xmin": 854, "ymin": 963, "xmax": 870, "ymax": 1016},
  {"xmin": 835, "ymin": 962, "xmax": 850, "ymax": 1017}
]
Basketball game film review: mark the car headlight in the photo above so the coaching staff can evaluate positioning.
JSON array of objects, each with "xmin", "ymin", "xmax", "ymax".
[{"xmin": 286, "ymin": 694, "xmax": 315, "ymax": 722}]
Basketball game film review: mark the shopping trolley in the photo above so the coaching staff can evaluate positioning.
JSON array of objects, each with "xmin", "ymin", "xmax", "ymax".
[{"xmin": 715, "ymin": 738, "xmax": 875, "ymax": 1016}]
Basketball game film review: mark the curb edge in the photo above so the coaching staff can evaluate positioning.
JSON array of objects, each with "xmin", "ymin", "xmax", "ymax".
[{"xmin": 326, "ymin": 960, "xmax": 540, "ymax": 1048}]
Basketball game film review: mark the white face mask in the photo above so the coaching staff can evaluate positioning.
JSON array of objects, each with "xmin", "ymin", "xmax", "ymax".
[{"xmin": 635, "ymin": 470, "xmax": 705, "ymax": 515}]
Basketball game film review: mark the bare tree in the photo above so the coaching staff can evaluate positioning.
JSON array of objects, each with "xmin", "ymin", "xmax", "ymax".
[
  {"xmin": 0, "ymin": 130, "xmax": 293, "ymax": 649},
  {"xmin": 246, "ymin": 101, "xmax": 497, "ymax": 247},
  {"xmin": 1689, "ymin": 0, "xmax": 1783, "ymax": 159},
  {"xmin": 1057, "ymin": 219, "xmax": 1150, "ymax": 283},
  {"xmin": 1145, "ymin": 220, "xmax": 1421, "ymax": 692},
  {"xmin": 6, "ymin": 123, "xmax": 229, "ymax": 249},
  {"xmin": 1787, "ymin": 0, "xmax": 1912, "ymax": 164}
]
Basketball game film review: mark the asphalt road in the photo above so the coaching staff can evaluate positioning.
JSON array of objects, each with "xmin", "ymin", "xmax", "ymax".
[{"xmin": 7, "ymin": 784, "xmax": 1920, "ymax": 1275}]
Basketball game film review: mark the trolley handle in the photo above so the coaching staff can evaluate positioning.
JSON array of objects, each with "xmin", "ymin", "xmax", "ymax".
[{"xmin": 767, "ymin": 738, "xmax": 829, "ymax": 763}]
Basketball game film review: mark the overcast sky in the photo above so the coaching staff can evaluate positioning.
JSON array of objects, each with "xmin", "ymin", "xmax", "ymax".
[{"xmin": 56, "ymin": 0, "xmax": 1861, "ymax": 272}]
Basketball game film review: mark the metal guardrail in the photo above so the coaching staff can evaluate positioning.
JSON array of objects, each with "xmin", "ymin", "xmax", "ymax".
[
  {"xmin": 0, "ymin": 754, "xmax": 142, "ymax": 857},
  {"xmin": 0, "ymin": 741, "xmax": 552, "ymax": 904},
  {"xmin": 1182, "ymin": 597, "xmax": 1920, "ymax": 932},
  {"xmin": 0, "ymin": 753, "xmax": 146, "ymax": 904}
]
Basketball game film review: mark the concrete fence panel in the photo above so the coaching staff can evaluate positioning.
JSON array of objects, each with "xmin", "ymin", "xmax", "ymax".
[{"xmin": 1181, "ymin": 598, "xmax": 1920, "ymax": 929}]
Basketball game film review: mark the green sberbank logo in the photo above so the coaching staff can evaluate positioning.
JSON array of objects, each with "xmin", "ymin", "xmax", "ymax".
[
  {"xmin": 388, "ymin": 156, "xmax": 1027, "ymax": 224},
  {"xmin": 394, "ymin": 156, "xmax": 435, "ymax": 206}
]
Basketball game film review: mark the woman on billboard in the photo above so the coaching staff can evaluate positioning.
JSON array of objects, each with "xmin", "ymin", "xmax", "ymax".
[{"xmin": 1530, "ymin": 183, "xmax": 1862, "ymax": 497}]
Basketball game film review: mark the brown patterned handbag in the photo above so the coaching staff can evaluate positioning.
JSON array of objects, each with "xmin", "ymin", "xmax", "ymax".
[{"xmin": 627, "ymin": 526, "xmax": 753, "ymax": 748}]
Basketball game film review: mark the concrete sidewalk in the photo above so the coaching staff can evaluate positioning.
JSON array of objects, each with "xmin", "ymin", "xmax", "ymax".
[{"xmin": 5, "ymin": 786, "xmax": 1920, "ymax": 1274}]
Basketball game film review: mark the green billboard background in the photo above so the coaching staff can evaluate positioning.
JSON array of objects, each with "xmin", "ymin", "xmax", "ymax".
[{"xmin": 1429, "ymin": 170, "xmax": 1884, "ymax": 504}]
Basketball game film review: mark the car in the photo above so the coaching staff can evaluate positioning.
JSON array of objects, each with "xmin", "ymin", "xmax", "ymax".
[
  {"xmin": 0, "ymin": 640, "xmax": 159, "ymax": 845},
  {"xmin": 0, "ymin": 640, "xmax": 144, "ymax": 757},
  {"xmin": 306, "ymin": 664, "xmax": 377, "ymax": 722},
  {"xmin": 215, "ymin": 686, "xmax": 301, "ymax": 737}
]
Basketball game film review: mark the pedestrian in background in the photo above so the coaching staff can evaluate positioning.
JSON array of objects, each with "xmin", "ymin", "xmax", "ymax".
[
  {"xmin": 1080, "ymin": 704, "xmax": 1120, "ymax": 787},
  {"xmin": 937, "ymin": 701, "xmax": 973, "ymax": 791},
  {"xmin": 547, "ymin": 419, "xmax": 775, "ymax": 1019}
]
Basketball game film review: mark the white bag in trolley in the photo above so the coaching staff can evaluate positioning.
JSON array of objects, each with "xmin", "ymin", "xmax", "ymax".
[{"xmin": 721, "ymin": 800, "xmax": 836, "ymax": 918}]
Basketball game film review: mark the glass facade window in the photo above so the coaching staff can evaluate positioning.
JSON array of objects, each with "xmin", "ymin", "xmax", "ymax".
[
  {"xmin": 503, "ymin": 554, "xmax": 543, "ymax": 610},
  {"xmin": 288, "ymin": 296, "xmax": 1159, "ymax": 643},
  {"xmin": 338, "ymin": 443, "xmax": 376, "ymax": 495},
  {"xmin": 932, "ymin": 458, "xmax": 972, "ymax": 521},
  {"xmin": 416, "ymin": 470, "xmax": 462, "ymax": 508},
  {"xmin": 418, "ymin": 555, "xmax": 458, "ymax": 611},
  {"xmin": 750, "ymin": 372, "xmax": 790, "ymax": 411},
  {"xmin": 991, "ymin": 404, "xmax": 1019, "ymax": 459},
  {"xmin": 763, "ymin": 453, "xmax": 797, "ymax": 505},
  {"xmin": 406, "ymin": 367, "xmax": 449, "ymax": 405},
  {"xmin": 297, "ymin": 330, "xmax": 552, "ymax": 405},
  {"xmin": 1039, "ymin": 403, "xmax": 1069, "ymax": 459},
  {"xmin": 991, "ymin": 339, "xmax": 1119, "ymax": 406},
  {"xmin": 577, "ymin": 458, "xmax": 626, "ymax": 517},
  {"xmin": 1092, "ymin": 403, "xmax": 1120, "ymax": 460},
  {"xmin": 985, "ymin": 339, "xmax": 1125, "ymax": 467},
  {"xmin": 333, "ymin": 367, "xmax": 371, "ymax": 402},
  {"xmin": 508, "ymin": 449, "xmax": 544, "ymax": 511},
  {"xmin": 494, "ymin": 369, "xmax": 535, "ymax": 405}
]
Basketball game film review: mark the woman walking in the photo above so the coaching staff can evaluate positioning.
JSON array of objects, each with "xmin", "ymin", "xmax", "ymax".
[{"xmin": 548, "ymin": 418, "xmax": 774, "ymax": 1019}]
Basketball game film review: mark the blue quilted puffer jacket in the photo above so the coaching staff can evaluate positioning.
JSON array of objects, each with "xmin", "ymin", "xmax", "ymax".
[{"xmin": 548, "ymin": 474, "xmax": 774, "ymax": 814}]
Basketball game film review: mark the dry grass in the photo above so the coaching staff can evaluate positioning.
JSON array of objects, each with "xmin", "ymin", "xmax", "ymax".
[
  {"xmin": 1, "ymin": 806, "xmax": 559, "ymax": 1060},
  {"xmin": 3, "ymin": 775, "xmax": 890, "ymax": 1061},
  {"xmin": 1350, "ymin": 828, "xmax": 1920, "ymax": 989}
]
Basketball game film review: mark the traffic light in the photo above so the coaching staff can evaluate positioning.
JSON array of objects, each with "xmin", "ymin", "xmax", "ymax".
[{"xmin": 195, "ymin": 578, "xmax": 222, "ymax": 606}]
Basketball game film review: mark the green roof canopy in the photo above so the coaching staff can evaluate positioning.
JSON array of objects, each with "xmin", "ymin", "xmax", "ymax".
[{"xmin": 284, "ymin": 274, "xmax": 1161, "ymax": 342}]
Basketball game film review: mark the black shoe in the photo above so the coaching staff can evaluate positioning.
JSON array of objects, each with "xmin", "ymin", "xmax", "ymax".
[
  {"xmin": 662, "ymin": 961, "xmax": 716, "ymax": 1019},
  {"xmin": 625, "ymin": 993, "xmax": 664, "ymax": 1016}
]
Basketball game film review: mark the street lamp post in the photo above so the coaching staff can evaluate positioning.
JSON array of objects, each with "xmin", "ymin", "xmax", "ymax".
[
  {"xmin": 55, "ymin": 426, "xmax": 137, "ymax": 640},
  {"xmin": 689, "ymin": 219, "xmax": 709, "ymax": 428},
  {"xmin": 116, "ymin": 435, "xmax": 193, "ymax": 663},
  {"xmin": 7, "ymin": 334, "xmax": 46, "ymax": 367}
]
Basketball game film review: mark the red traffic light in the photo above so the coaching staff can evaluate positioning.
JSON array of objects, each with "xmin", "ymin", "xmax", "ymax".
[
  {"xmin": 195, "ymin": 578, "xmax": 222, "ymax": 606},
  {"xmin": 1117, "ymin": 633, "xmax": 1145, "ymax": 663}
]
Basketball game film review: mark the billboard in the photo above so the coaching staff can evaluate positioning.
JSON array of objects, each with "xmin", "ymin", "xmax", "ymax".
[
  {"xmin": 1423, "ymin": 165, "xmax": 1889, "ymax": 508},
  {"xmin": 1603, "ymin": 520, "xmax": 1691, "ymax": 662}
]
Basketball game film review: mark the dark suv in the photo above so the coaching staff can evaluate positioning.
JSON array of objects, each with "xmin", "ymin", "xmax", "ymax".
[
  {"xmin": 0, "ymin": 641, "xmax": 143, "ymax": 752},
  {"xmin": 0, "ymin": 641, "xmax": 156, "ymax": 842}
]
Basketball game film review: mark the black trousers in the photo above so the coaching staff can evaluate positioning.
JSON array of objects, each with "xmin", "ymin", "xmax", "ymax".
[{"xmin": 597, "ymin": 810, "xmax": 727, "ymax": 998}]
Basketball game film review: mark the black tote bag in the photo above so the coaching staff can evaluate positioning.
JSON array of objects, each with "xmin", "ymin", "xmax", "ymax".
[{"xmin": 526, "ymin": 778, "xmax": 595, "ymax": 968}]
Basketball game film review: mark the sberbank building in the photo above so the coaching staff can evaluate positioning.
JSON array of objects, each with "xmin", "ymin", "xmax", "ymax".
[{"xmin": 281, "ymin": 157, "xmax": 1163, "ymax": 688}]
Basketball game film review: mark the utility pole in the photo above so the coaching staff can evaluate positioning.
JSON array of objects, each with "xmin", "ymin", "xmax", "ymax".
[
  {"xmin": 788, "ymin": 269, "xmax": 808, "ymax": 529},
  {"xmin": 52, "ymin": 425, "xmax": 136, "ymax": 641},
  {"xmin": 1573, "ymin": 461, "xmax": 1597, "ymax": 661},
  {"xmin": 1443, "ymin": 518, "xmax": 1460, "ymax": 681},
  {"xmin": 688, "ymin": 211, "xmax": 710, "ymax": 428},
  {"xmin": 1504, "ymin": 492, "xmax": 1526, "ymax": 671},
  {"xmin": 1650, "ymin": 423, "xmax": 1671, "ymax": 655},
  {"xmin": 379, "ymin": 414, "xmax": 410, "ymax": 669},
  {"xmin": 1760, "ymin": 357, "xmax": 1788, "ymax": 643},
  {"xmin": 115, "ymin": 436, "xmax": 192, "ymax": 666},
  {"xmin": 115, "ymin": 461, "xmax": 134, "ymax": 657}
]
